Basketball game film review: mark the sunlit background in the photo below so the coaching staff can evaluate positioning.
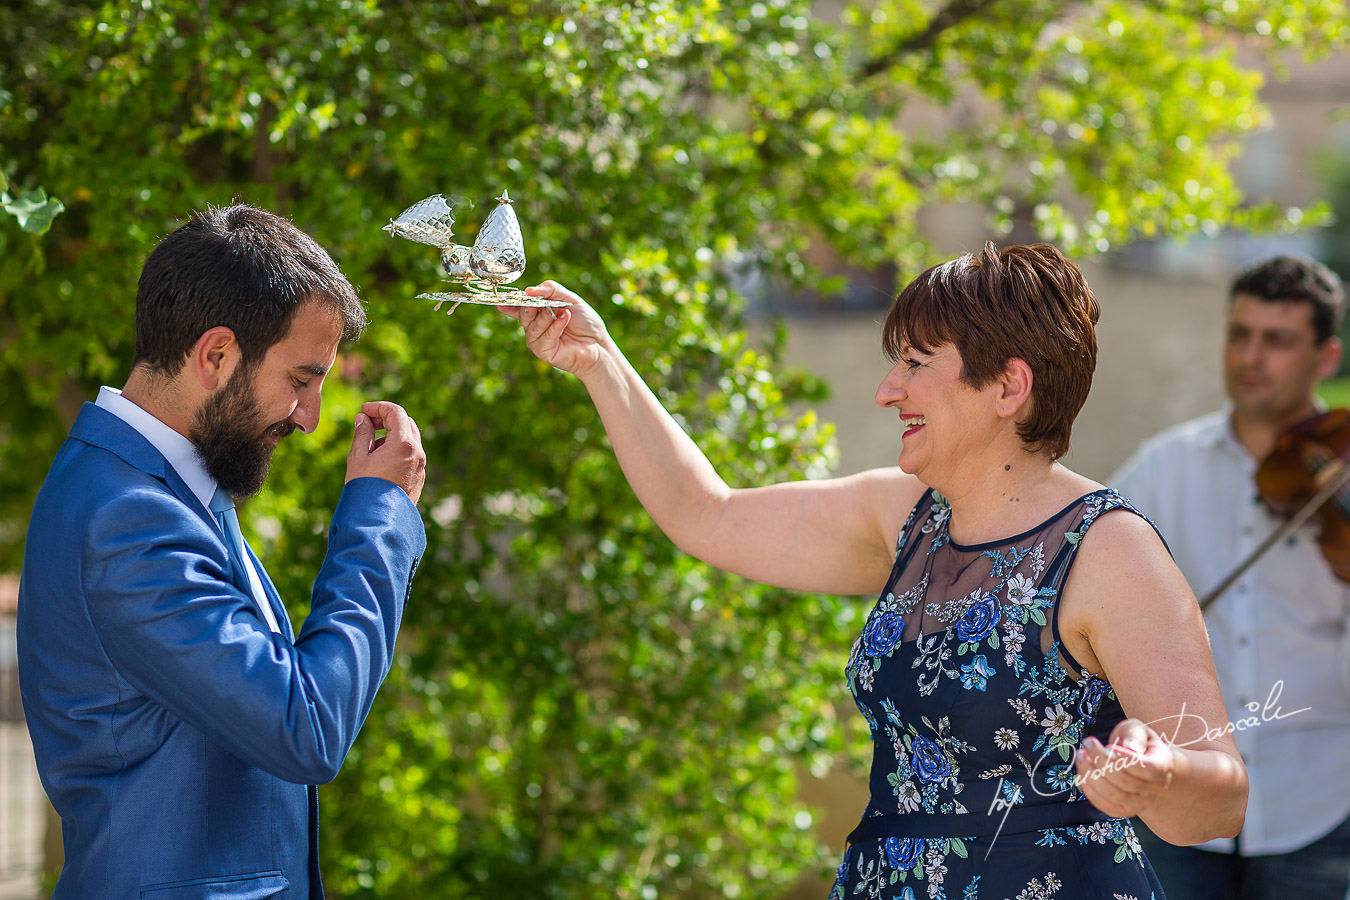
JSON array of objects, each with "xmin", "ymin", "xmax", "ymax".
[{"xmin": 3, "ymin": 2, "xmax": 1348, "ymax": 898}]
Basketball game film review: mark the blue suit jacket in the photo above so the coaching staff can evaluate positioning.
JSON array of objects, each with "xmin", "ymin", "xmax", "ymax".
[{"xmin": 18, "ymin": 403, "xmax": 426, "ymax": 899}]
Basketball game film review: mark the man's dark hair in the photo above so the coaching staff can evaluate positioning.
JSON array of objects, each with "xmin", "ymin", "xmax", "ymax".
[
  {"xmin": 1230, "ymin": 255, "xmax": 1344, "ymax": 344},
  {"xmin": 132, "ymin": 204, "xmax": 367, "ymax": 374}
]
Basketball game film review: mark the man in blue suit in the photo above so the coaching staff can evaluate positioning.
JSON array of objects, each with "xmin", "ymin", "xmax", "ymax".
[{"xmin": 17, "ymin": 204, "xmax": 427, "ymax": 898}]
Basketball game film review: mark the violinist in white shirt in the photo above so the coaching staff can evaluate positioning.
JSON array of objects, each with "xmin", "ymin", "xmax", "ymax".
[{"xmin": 1112, "ymin": 255, "xmax": 1350, "ymax": 900}]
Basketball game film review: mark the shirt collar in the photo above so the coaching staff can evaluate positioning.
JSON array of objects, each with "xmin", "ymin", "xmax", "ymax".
[
  {"xmin": 1211, "ymin": 397, "xmax": 1331, "ymax": 457},
  {"xmin": 95, "ymin": 386, "xmax": 217, "ymax": 513},
  {"xmin": 1212, "ymin": 402, "xmax": 1244, "ymax": 454}
]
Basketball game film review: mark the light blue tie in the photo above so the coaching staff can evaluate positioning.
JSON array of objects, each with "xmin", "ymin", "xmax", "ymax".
[{"xmin": 210, "ymin": 487, "xmax": 282, "ymax": 634}]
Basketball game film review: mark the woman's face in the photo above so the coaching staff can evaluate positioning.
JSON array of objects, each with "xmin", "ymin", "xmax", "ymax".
[{"xmin": 874, "ymin": 342, "xmax": 1001, "ymax": 483}]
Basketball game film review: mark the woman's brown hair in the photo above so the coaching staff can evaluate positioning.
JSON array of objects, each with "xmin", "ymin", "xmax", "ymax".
[{"xmin": 881, "ymin": 242, "xmax": 1100, "ymax": 460}]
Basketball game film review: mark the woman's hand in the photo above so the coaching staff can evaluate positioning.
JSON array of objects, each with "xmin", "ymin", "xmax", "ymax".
[
  {"xmin": 499, "ymin": 281, "xmax": 611, "ymax": 379},
  {"xmin": 1074, "ymin": 718, "xmax": 1176, "ymax": 818}
]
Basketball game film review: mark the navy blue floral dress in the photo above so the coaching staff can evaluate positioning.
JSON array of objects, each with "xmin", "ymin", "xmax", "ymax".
[{"xmin": 832, "ymin": 489, "xmax": 1166, "ymax": 900}]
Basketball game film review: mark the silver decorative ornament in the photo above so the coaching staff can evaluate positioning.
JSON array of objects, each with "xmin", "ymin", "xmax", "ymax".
[
  {"xmin": 383, "ymin": 194, "xmax": 456, "ymax": 247},
  {"xmin": 440, "ymin": 244, "xmax": 473, "ymax": 279},
  {"xmin": 469, "ymin": 191, "xmax": 526, "ymax": 286},
  {"xmin": 384, "ymin": 189, "xmax": 566, "ymax": 315}
]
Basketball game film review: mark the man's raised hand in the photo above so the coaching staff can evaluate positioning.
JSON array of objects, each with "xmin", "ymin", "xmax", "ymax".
[{"xmin": 347, "ymin": 401, "xmax": 427, "ymax": 504}]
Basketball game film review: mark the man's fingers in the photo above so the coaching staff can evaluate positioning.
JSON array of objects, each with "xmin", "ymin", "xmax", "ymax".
[
  {"xmin": 361, "ymin": 401, "xmax": 414, "ymax": 441},
  {"xmin": 351, "ymin": 411, "xmax": 376, "ymax": 454}
]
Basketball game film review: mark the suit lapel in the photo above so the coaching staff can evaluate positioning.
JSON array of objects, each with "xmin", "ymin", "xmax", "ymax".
[{"xmin": 70, "ymin": 402, "xmax": 252, "ymax": 595}]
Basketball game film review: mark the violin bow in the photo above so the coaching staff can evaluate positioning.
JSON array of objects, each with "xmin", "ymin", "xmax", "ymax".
[{"xmin": 1199, "ymin": 457, "xmax": 1350, "ymax": 611}]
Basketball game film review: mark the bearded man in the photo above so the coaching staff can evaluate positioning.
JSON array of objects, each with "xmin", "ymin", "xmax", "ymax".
[{"xmin": 17, "ymin": 204, "xmax": 427, "ymax": 899}]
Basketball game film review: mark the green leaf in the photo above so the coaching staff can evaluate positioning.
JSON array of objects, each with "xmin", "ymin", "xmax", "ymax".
[
  {"xmin": 3, "ymin": 188, "xmax": 64, "ymax": 234},
  {"xmin": 951, "ymin": 837, "xmax": 969, "ymax": 858}
]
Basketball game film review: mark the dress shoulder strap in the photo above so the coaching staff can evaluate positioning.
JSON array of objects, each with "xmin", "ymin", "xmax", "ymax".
[{"xmin": 1048, "ymin": 489, "xmax": 1164, "ymax": 674}]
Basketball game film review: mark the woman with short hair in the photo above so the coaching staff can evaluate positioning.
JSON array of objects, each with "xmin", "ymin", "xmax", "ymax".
[{"xmin": 504, "ymin": 242, "xmax": 1246, "ymax": 899}]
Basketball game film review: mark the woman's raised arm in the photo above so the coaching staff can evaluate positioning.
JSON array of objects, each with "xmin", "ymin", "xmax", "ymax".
[{"xmin": 501, "ymin": 281, "xmax": 925, "ymax": 595}]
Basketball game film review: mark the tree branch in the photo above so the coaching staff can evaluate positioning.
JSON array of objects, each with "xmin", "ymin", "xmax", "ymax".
[{"xmin": 859, "ymin": 0, "xmax": 1004, "ymax": 80}]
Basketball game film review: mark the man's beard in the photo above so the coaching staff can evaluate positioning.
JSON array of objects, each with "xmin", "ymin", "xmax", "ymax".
[{"xmin": 190, "ymin": 364, "xmax": 298, "ymax": 498}]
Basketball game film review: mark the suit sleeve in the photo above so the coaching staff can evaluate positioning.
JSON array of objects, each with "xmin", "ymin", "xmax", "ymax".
[{"xmin": 82, "ymin": 476, "xmax": 426, "ymax": 784}]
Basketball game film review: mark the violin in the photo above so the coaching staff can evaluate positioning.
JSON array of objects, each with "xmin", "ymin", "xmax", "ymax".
[{"xmin": 1201, "ymin": 408, "xmax": 1350, "ymax": 610}]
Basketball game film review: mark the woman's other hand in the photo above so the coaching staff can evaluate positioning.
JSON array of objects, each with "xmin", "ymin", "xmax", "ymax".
[{"xmin": 1074, "ymin": 718, "xmax": 1176, "ymax": 818}]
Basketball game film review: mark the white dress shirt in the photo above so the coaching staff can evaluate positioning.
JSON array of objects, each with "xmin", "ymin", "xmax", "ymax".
[
  {"xmin": 95, "ymin": 386, "xmax": 283, "ymax": 634},
  {"xmin": 1112, "ymin": 407, "xmax": 1350, "ymax": 855}
]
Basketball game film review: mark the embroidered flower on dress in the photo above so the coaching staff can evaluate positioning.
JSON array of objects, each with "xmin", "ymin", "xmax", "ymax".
[
  {"xmin": 1077, "ymin": 677, "xmax": 1112, "ymax": 718},
  {"xmin": 864, "ymin": 610, "xmax": 906, "ymax": 657},
  {"xmin": 1029, "ymin": 542, "xmax": 1046, "ymax": 579},
  {"xmin": 959, "ymin": 654, "xmax": 995, "ymax": 691},
  {"xmin": 894, "ymin": 778, "xmax": 922, "ymax": 812},
  {"xmin": 956, "ymin": 592, "xmax": 1001, "ymax": 643},
  {"xmin": 1123, "ymin": 824, "xmax": 1142, "ymax": 856},
  {"xmin": 910, "ymin": 735, "xmax": 954, "ymax": 784},
  {"xmin": 1006, "ymin": 573, "xmax": 1037, "ymax": 608},
  {"xmin": 1045, "ymin": 764, "xmax": 1077, "ymax": 792},
  {"xmin": 926, "ymin": 587, "xmax": 985, "ymax": 624},
  {"xmin": 1084, "ymin": 822, "xmax": 1113, "ymax": 844},
  {"xmin": 1009, "ymin": 697, "xmax": 1038, "ymax": 725},
  {"xmin": 885, "ymin": 836, "xmax": 926, "ymax": 870},
  {"xmin": 994, "ymin": 727, "xmax": 1019, "ymax": 750},
  {"xmin": 1040, "ymin": 703, "xmax": 1073, "ymax": 736},
  {"xmin": 856, "ymin": 659, "xmax": 876, "ymax": 693},
  {"xmin": 1003, "ymin": 630, "xmax": 1026, "ymax": 672},
  {"xmin": 924, "ymin": 846, "xmax": 948, "ymax": 896}
]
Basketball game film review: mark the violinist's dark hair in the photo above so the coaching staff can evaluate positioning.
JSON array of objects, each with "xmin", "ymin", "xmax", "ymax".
[
  {"xmin": 881, "ymin": 242, "xmax": 1098, "ymax": 460},
  {"xmin": 1230, "ymin": 255, "xmax": 1344, "ymax": 345},
  {"xmin": 132, "ymin": 204, "xmax": 366, "ymax": 376}
]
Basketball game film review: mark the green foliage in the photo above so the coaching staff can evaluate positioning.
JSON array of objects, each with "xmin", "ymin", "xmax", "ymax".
[
  {"xmin": 1, "ymin": 176, "xmax": 65, "ymax": 235},
  {"xmin": 2, "ymin": 1, "xmax": 1346, "ymax": 897},
  {"xmin": 1317, "ymin": 375, "xmax": 1350, "ymax": 411}
]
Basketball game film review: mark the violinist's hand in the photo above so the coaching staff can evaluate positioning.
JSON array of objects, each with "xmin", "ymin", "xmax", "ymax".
[
  {"xmin": 1074, "ymin": 718, "xmax": 1176, "ymax": 818},
  {"xmin": 498, "ymin": 282, "xmax": 611, "ymax": 379}
]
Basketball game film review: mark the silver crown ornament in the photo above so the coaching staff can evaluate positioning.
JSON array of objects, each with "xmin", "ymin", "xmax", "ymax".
[{"xmin": 384, "ymin": 190, "xmax": 566, "ymax": 315}]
